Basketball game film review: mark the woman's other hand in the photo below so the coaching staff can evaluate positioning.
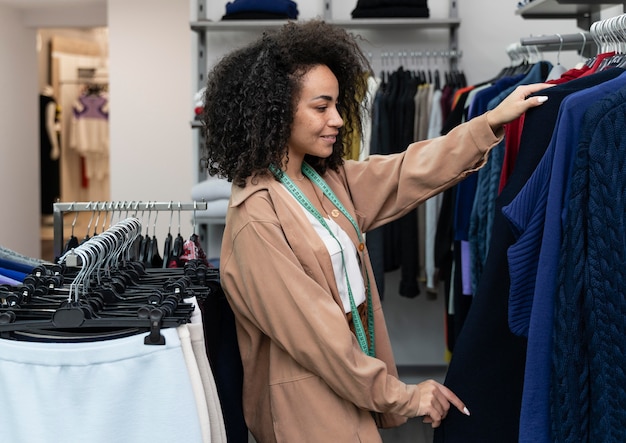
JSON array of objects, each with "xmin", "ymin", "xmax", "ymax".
[{"xmin": 487, "ymin": 83, "xmax": 554, "ymax": 135}]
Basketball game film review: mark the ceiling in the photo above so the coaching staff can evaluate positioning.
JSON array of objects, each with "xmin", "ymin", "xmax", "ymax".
[{"xmin": 0, "ymin": 0, "xmax": 104, "ymax": 9}]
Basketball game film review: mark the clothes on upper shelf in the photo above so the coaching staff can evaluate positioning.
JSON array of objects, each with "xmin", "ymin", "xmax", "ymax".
[
  {"xmin": 351, "ymin": 0, "xmax": 429, "ymax": 18},
  {"xmin": 222, "ymin": 0, "xmax": 299, "ymax": 20},
  {"xmin": 432, "ymin": 47, "xmax": 626, "ymax": 442}
]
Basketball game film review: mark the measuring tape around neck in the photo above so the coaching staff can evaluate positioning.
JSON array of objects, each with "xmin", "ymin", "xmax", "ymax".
[{"xmin": 270, "ymin": 163, "xmax": 375, "ymax": 357}]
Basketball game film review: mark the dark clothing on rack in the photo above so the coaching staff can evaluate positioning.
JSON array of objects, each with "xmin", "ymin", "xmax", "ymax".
[
  {"xmin": 198, "ymin": 283, "xmax": 248, "ymax": 443},
  {"xmin": 369, "ymin": 68, "xmax": 422, "ymax": 298},
  {"xmin": 39, "ymin": 94, "xmax": 60, "ymax": 216},
  {"xmin": 503, "ymin": 71, "xmax": 626, "ymax": 443},
  {"xmin": 434, "ymin": 67, "xmax": 625, "ymax": 443}
]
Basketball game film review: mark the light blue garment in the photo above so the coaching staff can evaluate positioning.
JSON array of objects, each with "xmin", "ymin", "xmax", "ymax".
[{"xmin": 0, "ymin": 327, "xmax": 203, "ymax": 443}]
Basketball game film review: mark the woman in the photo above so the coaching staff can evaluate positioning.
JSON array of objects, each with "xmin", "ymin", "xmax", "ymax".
[{"xmin": 201, "ymin": 19, "xmax": 550, "ymax": 443}]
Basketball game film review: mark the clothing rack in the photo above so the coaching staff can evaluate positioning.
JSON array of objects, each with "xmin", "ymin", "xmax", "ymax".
[
  {"xmin": 520, "ymin": 12, "xmax": 626, "ymax": 56},
  {"xmin": 520, "ymin": 31, "xmax": 593, "ymax": 53},
  {"xmin": 52, "ymin": 201, "xmax": 208, "ymax": 260}
]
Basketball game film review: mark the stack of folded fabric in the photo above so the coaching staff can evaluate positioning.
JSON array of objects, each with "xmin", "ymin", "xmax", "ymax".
[
  {"xmin": 191, "ymin": 176, "xmax": 233, "ymax": 223},
  {"xmin": 0, "ymin": 245, "xmax": 46, "ymax": 285},
  {"xmin": 351, "ymin": 0, "xmax": 429, "ymax": 18},
  {"xmin": 222, "ymin": 0, "xmax": 299, "ymax": 20}
]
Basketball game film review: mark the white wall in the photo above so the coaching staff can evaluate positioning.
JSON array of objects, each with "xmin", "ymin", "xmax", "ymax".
[
  {"xmin": 108, "ymin": 0, "xmax": 194, "ymax": 242},
  {"xmin": 0, "ymin": 5, "xmax": 39, "ymax": 258}
]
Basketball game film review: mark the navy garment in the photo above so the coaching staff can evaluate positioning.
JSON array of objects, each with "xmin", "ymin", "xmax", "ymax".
[
  {"xmin": 0, "ymin": 258, "xmax": 37, "ymax": 275},
  {"xmin": 434, "ymin": 67, "xmax": 624, "ymax": 443},
  {"xmin": 502, "ymin": 72, "xmax": 626, "ymax": 443},
  {"xmin": 223, "ymin": 0, "xmax": 298, "ymax": 19},
  {"xmin": 551, "ymin": 83, "xmax": 626, "ymax": 443}
]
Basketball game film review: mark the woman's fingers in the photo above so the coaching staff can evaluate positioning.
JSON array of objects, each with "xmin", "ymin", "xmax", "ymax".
[
  {"xmin": 416, "ymin": 380, "xmax": 470, "ymax": 428},
  {"xmin": 438, "ymin": 383, "xmax": 471, "ymax": 416}
]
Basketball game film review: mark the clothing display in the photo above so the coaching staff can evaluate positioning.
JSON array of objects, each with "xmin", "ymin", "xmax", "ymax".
[
  {"xmin": 365, "ymin": 65, "xmax": 461, "ymax": 299},
  {"xmin": 21, "ymin": 4, "xmax": 626, "ymax": 442},
  {"xmin": 2, "ymin": 207, "xmax": 246, "ymax": 442},
  {"xmin": 433, "ymin": 21, "xmax": 626, "ymax": 441}
]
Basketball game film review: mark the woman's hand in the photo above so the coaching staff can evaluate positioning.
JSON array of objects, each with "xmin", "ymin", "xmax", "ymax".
[
  {"xmin": 414, "ymin": 379, "xmax": 470, "ymax": 428},
  {"xmin": 487, "ymin": 83, "xmax": 554, "ymax": 135}
]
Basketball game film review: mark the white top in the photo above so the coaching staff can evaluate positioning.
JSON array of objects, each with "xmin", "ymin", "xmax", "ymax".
[{"xmin": 286, "ymin": 188, "xmax": 366, "ymax": 313}]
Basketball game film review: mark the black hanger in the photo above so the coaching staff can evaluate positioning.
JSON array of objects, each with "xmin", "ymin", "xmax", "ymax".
[{"xmin": 0, "ymin": 218, "xmax": 200, "ymax": 345}]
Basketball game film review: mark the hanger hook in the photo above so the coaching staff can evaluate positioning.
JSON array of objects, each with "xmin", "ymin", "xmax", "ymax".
[
  {"xmin": 556, "ymin": 33, "xmax": 563, "ymax": 65},
  {"xmin": 579, "ymin": 31, "xmax": 587, "ymax": 60},
  {"xmin": 177, "ymin": 202, "xmax": 182, "ymax": 235},
  {"xmin": 193, "ymin": 201, "xmax": 198, "ymax": 234},
  {"xmin": 70, "ymin": 202, "xmax": 78, "ymax": 237},
  {"xmin": 168, "ymin": 201, "xmax": 173, "ymax": 235}
]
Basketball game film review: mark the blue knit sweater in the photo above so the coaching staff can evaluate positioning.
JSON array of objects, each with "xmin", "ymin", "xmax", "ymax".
[{"xmin": 551, "ymin": 84, "xmax": 626, "ymax": 443}]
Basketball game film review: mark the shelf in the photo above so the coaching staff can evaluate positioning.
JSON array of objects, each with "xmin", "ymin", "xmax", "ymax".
[
  {"xmin": 191, "ymin": 18, "xmax": 460, "ymax": 33},
  {"xmin": 516, "ymin": 0, "xmax": 624, "ymax": 19}
]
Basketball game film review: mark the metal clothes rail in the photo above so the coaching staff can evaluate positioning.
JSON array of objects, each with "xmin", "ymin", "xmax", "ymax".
[{"xmin": 52, "ymin": 201, "xmax": 208, "ymax": 260}]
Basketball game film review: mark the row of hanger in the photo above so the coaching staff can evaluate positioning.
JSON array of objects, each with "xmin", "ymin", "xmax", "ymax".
[
  {"xmin": 514, "ymin": 13, "xmax": 626, "ymax": 68},
  {"xmin": 58, "ymin": 201, "xmax": 208, "ymax": 269},
  {"xmin": 1, "ymin": 216, "xmax": 220, "ymax": 344}
]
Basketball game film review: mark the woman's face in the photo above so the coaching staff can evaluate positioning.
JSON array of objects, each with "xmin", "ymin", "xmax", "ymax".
[{"xmin": 286, "ymin": 64, "xmax": 343, "ymax": 163}]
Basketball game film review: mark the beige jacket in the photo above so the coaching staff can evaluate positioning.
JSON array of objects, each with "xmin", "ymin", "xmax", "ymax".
[{"xmin": 219, "ymin": 114, "xmax": 502, "ymax": 443}]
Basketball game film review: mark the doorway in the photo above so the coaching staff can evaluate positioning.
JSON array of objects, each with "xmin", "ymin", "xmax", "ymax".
[{"xmin": 38, "ymin": 27, "xmax": 109, "ymax": 261}]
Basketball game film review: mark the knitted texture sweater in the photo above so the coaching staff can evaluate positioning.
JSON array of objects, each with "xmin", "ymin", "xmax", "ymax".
[{"xmin": 551, "ymin": 84, "xmax": 626, "ymax": 443}]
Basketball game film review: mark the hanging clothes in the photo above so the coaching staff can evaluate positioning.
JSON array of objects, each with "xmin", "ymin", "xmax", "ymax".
[
  {"xmin": 550, "ymin": 84, "xmax": 626, "ymax": 443},
  {"xmin": 70, "ymin": 87, "xmax": 110, "ymax": 201},
  {"xmin": 505, "ymin": 71, "xmax": 626, "ymax": 443},
  {"xmin": 365, "ymin": 66, "xmax": 452, "ymax": 299},
  {"xmin": 434, "ymin": 49, "xmax": 626, "ymax": 442}
]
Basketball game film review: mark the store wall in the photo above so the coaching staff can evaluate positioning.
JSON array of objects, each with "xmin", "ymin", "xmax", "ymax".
[
  {"xmin": 108, "ymin": 0, "xmax": 194, "ymax": 243},
  {"xmin": 0, "ymin": 5, "xmax": 39, "ymax": 258}
]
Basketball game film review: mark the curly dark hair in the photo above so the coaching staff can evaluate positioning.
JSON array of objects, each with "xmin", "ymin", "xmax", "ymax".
[{"xmin": 201, "ymin": 19, "xmax": 372, "ymax": 187}]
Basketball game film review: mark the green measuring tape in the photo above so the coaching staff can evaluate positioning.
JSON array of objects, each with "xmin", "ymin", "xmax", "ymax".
[{"xmin": 270, "ymin": 163, "xmax": 375, "ymax": 357}]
